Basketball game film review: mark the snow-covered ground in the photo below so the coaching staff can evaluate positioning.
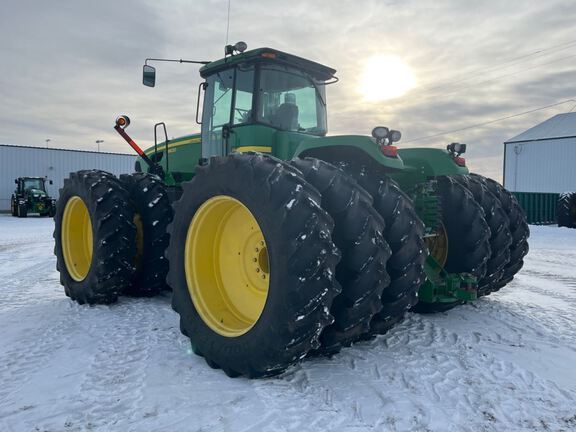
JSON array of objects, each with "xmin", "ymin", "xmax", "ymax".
[{"xmin": 0, "ymin": 214, "xmax": 575, "ymax": 432}]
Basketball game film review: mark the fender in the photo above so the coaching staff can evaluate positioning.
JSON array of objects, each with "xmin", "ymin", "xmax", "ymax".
[{"xmin": 290, "ymin": 134, "xmax": 405, "ymax": 170}]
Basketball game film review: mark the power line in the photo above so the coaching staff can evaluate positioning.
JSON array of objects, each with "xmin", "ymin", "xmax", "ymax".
[
  {"xmin": 407, "ymin": 51, "xmax": 576, "ymax": 103},
  {"xmin": 434, "ymin": 52, "xmax": 576, "ymax": 98},
  {"xmin": 403, "ymin": 98, "xmax": 576, "ymax": 143},
  {"xmin": 418, "ymin": 38, "xmax": 576, "ymax": 94}
]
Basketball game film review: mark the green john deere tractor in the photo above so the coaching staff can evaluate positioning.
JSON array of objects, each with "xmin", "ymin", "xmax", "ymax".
[
  {"xmin": 12, "ymin": 177, "xmax": 56, "ymax": 218},
  {"xmin": 53, "ymin": 43, "xmax": 529, "ymax": 377}
]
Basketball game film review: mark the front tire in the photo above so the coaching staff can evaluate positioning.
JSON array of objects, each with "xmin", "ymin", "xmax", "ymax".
[
  {"xmin": 54, "ymin": 170, "xmax": 136, "ymax": 304},
  {"xmin": 167, "ymin": 154, "xmax": 341, "ymax": 377}
]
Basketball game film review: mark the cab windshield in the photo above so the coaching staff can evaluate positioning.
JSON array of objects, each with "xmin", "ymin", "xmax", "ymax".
[
  {"xmin": 257, "ymin": 65, "xmax": 327, "ymax": 135},
  {"xmin": 23, "ymin": 179, "xmax": 44, "ymax": 191}
]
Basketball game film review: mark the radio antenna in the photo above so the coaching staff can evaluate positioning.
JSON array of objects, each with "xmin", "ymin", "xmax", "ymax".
[{"xmin": 225, "ymin": 0, "xmax": 231, "ymax": 46}]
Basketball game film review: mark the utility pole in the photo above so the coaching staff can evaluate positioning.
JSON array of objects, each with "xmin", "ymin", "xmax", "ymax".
[
  {"xmin": 45, "ymin": 138, "xmax": 51, "ymax": 148},
  {"xmin": 95, "ymin": 139, "xmax": 104, "ymax": 152}
]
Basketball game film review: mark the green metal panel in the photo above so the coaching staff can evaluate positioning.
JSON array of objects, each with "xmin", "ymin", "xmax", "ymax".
[
  {"xmin": 390, "ymin": 148, "xmax": 469, "ymax": 190},
  {"xmin": 513, "ymin": 192, "xmax": 558, "ymax": 225},
  {"xmin": 139, "ymin": 134, "xmax": 201, "ymax": 186}
]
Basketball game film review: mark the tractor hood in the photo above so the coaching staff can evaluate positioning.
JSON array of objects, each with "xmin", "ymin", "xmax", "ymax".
[{"xmin": 28, "ymin": 188, "xmax": 46, "ymax": 197}]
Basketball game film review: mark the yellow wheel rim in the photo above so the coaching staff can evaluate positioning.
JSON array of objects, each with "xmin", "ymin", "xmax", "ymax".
[
  {"xmin": 425, "ymin": 223, "xmax": 448, "ymax": 269},
  {"xmin": 185, "ymin": 195, "xmax": 270, "ymax": 337},
  {"xmin": 62, "ymin": 196, "xmax": 93, "ymax": 281}
]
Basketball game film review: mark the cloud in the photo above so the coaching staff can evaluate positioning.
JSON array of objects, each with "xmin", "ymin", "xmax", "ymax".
[{"xmin": 1, "ymin": 0, "xmax": 575, "ymax": 182}]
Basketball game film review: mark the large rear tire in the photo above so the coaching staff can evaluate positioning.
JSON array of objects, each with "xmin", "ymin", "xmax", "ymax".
[
  {"xmin": 54, "ymin": 170, "xmax": 136, "ymax": 304},
  {"xmin": 415, "ymin": 176, "xmax": 491, "ymax": 312},
  {"xmin": 119, "ymin": 173, "xmax": 173, "ymax": 296},
  {"xmin": 473, "ymin": 175, "xmax": 529, "ymax": 290},
  {"xmin": 167, "ymin": 154, "xmax": 341, "ymax": 378},
  {"xmin": 557, "ymin": 192, "xmax": 576, "ymax": 228},
  {"xmin": 455, "ymin": 175, "xmax": 512, "ymax": 296},
  {"xmin": 343, "ymin": 166, "xmax": 427, "ymax": 334},
  {"xmin": 291, "ymin": 158, "xmax": 390, "ymax": 353}
]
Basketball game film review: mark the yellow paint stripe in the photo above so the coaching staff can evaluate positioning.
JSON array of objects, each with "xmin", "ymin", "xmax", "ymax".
[
  {"xmin": 236, "ymin": 146, "xmax": 273, "ymax": 153},
  {"xmin": 144, "ymin": 137, "xmax": 201, "ymax": 155}
]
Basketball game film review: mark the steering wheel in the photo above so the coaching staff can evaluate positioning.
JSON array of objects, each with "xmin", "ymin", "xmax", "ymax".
[{"xmin": 235, "ymin": 108, "xmax": 250, "ymax": 122}]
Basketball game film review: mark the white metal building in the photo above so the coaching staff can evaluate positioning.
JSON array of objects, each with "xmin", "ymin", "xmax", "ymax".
[
  {"xmin": 0, "ymin": 144, "xmax": 135, "ymax": 212},
  {"xmin": 504, "ymin": 112, "xmax": 576, "ymax": 193}
]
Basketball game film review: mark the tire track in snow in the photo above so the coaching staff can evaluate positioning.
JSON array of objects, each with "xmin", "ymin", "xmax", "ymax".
[
  {"xmin": 248, "ymin": 310, "xmax": 576, "ymax": 432},
  {"xmin": 61, "ymin": 299, "xmax": 160, "ymax": 431},
  {"xmin": 0, "ymin": 301, "xmax": 83, "ymax": 418},
  {"xmin": 0, "ymin": 239, "xmax": 57, "ymax": 312}
]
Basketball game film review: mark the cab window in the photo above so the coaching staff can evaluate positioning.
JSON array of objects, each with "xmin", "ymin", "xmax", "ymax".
[{"xmin": 257, "ymin": 65, "xmax": 327, "ymax": 135}]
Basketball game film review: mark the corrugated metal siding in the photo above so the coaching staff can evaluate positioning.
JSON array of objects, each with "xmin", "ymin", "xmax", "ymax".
[
  {"xmin": 503, "ymin": 138, "xmax": 576, "ymax": 193},
  {"xmin": 0, "ymin": 145, "xmax": 135, "ymax": 211}
]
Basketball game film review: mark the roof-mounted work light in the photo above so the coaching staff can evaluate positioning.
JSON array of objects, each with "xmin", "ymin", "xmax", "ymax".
[
  {"xmin": 447, "ymin": 142, "xmax": 466, "ymax": 156},
  {"xmin": 225, "ymin": 41, "xmax": 248, "ymax": 56}
]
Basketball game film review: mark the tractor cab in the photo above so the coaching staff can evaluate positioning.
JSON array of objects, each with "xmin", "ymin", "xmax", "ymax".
[
  {"xmin": 197, "ymin": 47, "xmax": 336, "ymax": 158},
  {"xmin": 16, "ymin": 177, "xmax": 49, "ymax": 194}
]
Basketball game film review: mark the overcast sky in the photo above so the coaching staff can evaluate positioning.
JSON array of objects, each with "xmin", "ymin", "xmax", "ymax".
[{"xmin": 1, "ymin": 0, "xmax": 575, "ymax": 180}]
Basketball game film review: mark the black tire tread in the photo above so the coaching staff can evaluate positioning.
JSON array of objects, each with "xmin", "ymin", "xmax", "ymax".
[
  {"xmin": 53, "ymin": 170, "xmax": 136, "ymax": 304},
  {"xmin": 343, "ymin": 165, "xmax": 427, "ymax": 334},
  {"xmin": 557, "ymin": 192, "xmax": 576, "ymax": 228},
  {"xmin": 454, "ymin": 175, "xmax": 512, "ymax": 296},
  {"xmin": 291, "ymin": 158, "xmax": 390, "ymax": 353},
  {"xmin": 167, "ymin": 153, "xmax": 341, "ymax": 378},
  {"xmin": 415, "ymin": 176, "xmax": 491, "ymax": 313},
  {"xmin": 472, "ymin": 174, "xmax": 529, "ymax": 291},
  {"xmin": 119, "ymin": 172, "xmax": 173, "ymax": 296}
]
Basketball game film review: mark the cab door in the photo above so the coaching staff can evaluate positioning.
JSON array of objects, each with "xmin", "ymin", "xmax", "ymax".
[{"xmin": 201, "ymin": 66, "xmax": 255, "ymax": 158}]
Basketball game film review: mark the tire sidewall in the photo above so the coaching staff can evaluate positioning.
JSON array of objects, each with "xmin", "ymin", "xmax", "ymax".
[
  {"xmin": 54, "ymin": 180, "xmax": 98, "ymax": 295},
  {"xmin": 171, "ymin": 176, "xmax": 300, "ymax": 370}
]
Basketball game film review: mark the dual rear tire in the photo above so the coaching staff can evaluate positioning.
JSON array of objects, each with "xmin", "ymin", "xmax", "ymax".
[
  {"xmin": 54, "ymin": 170, "xmax": 172, "ymax": 304},
  {"xmin": 168, "ymin": 154, "xmax": 426, "ymax": 376}
]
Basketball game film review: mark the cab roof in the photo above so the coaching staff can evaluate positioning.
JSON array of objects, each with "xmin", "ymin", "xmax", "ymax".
[{"xmin": 199, "ymin": 48, "xmax": 337, "ymax": 82}]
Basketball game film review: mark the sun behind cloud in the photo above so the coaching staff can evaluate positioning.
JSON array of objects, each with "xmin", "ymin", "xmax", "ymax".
[{"xmin": 360, "ymin": 55, "xmax": 416, "ymax": 101}]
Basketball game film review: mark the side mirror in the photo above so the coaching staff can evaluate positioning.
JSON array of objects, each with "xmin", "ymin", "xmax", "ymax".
[
  {"xmin": 14, "ymin": 179, "xmax": 18, "ymax": 184},
  {"xmin": 49, "ymin": 180, "xmax": 53, "ymax": 185},
  {"xmin": 143, "ymin": 65, "xmax": 156, "ymax": 87}
]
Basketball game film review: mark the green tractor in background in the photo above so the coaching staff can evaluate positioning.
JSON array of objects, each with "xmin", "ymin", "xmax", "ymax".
[
  {"xmin": 53, "ymin": 43, "xmax": 529, "ymax": 378},
  {"xmin": 12, "ymin": 176, "xmax": 56, "ymax": 218}
]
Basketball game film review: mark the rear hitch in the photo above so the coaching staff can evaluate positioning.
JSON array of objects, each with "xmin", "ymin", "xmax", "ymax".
[
  {"xmin": 419, "ymin": 255, "xmax": 478, "ymax": 304},
  {"xmin": 114, "ymin": 115, "xmax": 165, "ymax": 178}
]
